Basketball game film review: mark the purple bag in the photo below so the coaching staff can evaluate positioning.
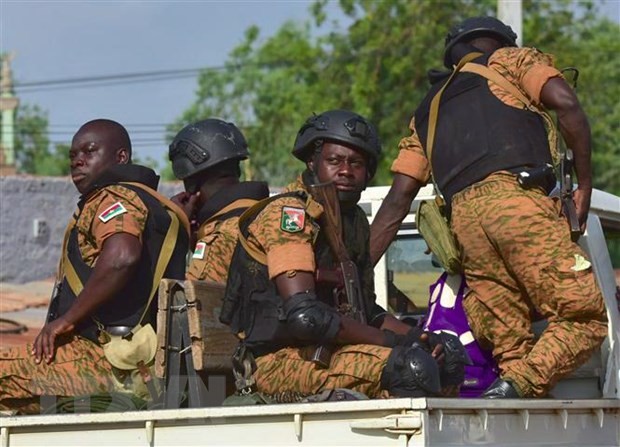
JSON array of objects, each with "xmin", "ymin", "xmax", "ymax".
[{"xmin": 422, "ymin": 272, "xmax": 499, "ymax": 397}]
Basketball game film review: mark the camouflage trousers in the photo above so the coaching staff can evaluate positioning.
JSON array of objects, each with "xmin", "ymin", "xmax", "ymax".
[
  {"xmin": 255, "ymin": 344, "xmax": 391, "ymax": 399},
  {"xmin": 0, "ymin": 336, "xmax": 114, "ymax": 414},
  {"xmin": 451, "ymin": 173, "xmax": 608, "ymax": 397}
]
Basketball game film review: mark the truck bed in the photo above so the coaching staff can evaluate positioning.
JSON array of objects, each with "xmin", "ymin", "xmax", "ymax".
[{"xmin": 2, "ymin": 397, "xmax": 619, "ymax": 446}]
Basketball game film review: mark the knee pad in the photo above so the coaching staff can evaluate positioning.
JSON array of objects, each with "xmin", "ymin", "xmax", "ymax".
[
  {"xmin": 380, "ymin": 345, "xmax": 441, "ymax": 397},
  {"xmin": 282, "ymin": 291, "xmax": 341, "ymax": 344}
]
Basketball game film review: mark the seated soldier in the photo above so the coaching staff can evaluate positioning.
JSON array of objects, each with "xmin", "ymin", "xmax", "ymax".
[
  {"xmin": 222, "ymin": 110, "xmax": 469, "ymax": 400},
  {"xmin": 168, "ymin": 119, "xmax": 269, "ymax": 284},
  {"xmin": 0, "ymin": 119, "xmax": 189, "ymax": 414}
]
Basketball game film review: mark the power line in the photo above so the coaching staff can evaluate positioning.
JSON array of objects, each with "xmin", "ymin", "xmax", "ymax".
[
  {"xmin": 17, "ymin": 73, "xmax": 200, "ymax": 93},
  {"xmin": 15, "ymin": 67, "xmax": 205, "ymax": 87},
  {"xmin": 27, "ymin": 129, "xmax": 168, "ymax": 135},
  {"xmin": 14, "ymin": 67, "xmax": 206, "ymax": 88},
  {"xmin": 11, "ymin": 59, "xmax": 303, "ymax": 93}
]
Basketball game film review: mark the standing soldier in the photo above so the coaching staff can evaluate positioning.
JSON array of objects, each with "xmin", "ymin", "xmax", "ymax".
[
  {"xmin": 369, "ymin": 17, "xmax": 608, "ymax": 398},
  {"xmin": 0, "ymin": 119, "xmax": 189, "ymax": 414},
  {"xmin": 222, "ymin": 110, "xmax": 468, "ymax": 400},
  {"xmin": 168, "ymin": 119, "xmax": 269, "ymax": 284}
]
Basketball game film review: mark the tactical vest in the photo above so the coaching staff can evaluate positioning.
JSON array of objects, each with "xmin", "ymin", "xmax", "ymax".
[
  {"xmin": 221, "ymin": 191, "xmax": 376, "ymax": 357},
  {"xmin": 50, "ymin": 169, "xmax": 188, "ymax": 342},
  {"xmin": 414, "ymin": 53, "xmax": 552, "ymax": 205},
  {"xmin": 194, "ymin": 181, "xmax": 270, "ymax": 236}
]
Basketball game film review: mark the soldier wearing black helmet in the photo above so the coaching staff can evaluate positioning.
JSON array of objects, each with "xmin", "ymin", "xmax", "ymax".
[
  {"xmin": 222, "ymin": 109, "xmax": 468, "ymax": 400},
  {"xmin": 370, "ymin": 16, "xmax": 607, "ymax": 398},
  {"xmin": 168, "ymin": 119, "xmax": 269, "ymax": 284}
]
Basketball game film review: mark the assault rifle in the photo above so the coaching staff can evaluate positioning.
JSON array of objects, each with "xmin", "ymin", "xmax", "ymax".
[
  {"xmin": 308, "ymin": 181, "xmax": 367, "ymax": 368},
  {"xmin": 560, "ymin": 149, "xmax": 581, "ymax": 242},
  {"xmin": 559, "ymin": 67, "xmax": 581, "ymax": 242}
]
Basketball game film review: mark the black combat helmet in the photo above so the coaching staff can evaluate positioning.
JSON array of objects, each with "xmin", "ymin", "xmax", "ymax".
[
  {"xmin": 444, "ymin": 16, "xmax": 517, "ymax": 68},
  {"xmin": 168, "ymin": 119, "xmax": 249, "ymax": 180},
  {"xmin": 293, "ymin": 109, "xmax": 382, "ymax": 179}
]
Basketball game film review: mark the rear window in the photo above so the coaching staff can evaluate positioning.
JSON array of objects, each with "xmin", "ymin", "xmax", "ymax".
[
  {"xmin": 602, "ymin": 226, "xmax": 620, "ymax": 287},
  {"xmin": 385, "ymin": 234, "xmax": 443, "ymax": 314}
]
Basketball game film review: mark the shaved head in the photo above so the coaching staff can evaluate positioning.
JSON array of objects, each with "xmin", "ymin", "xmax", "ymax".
[
  {"xmin": 75, "ymin": 119, "xmax": 132, "ymax": 160},
  {"xmin": 69, "ymin": 119, "xmax": 132, "ymax": 193}
]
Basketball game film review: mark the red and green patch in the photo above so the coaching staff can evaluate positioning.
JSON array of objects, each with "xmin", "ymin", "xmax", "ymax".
[
  {"xmin": 280, "ymin": 206, "xmax": 305, "ymax": 233},
  {"xmin": 98, "ymin": 201, "xmax": 127, "ymax": 223},
  {"xmin": 193, "ymin": 242, "xmax": 207, "ymax": 259}
]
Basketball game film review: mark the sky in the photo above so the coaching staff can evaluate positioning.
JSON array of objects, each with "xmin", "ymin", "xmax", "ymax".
[
  {"xmin": 1, "ymin": 0, "xmax": 619, "ymax": 172},
  {"xmin": 1, "ymin": 0, "xmax": 348, "ymax": 169}
]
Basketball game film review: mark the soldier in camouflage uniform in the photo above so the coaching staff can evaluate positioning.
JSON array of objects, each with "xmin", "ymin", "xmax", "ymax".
[
  {"xmin": 168, "ymin": 119, "xmax": 269, "ymax": 284},
  {"xmin": 0, "ymin": 119, "xmax": 188, "ymax": 414},
  {"xmin": 369, "ymin": 17, "xmax": 608, "ymax": 398},
  {"xmin": 223, "ymin": 110, "xmax": 469, "ymax": 399}
]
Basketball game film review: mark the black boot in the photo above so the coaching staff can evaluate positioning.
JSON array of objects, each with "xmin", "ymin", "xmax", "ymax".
[{"xmin": 481, "ymin": 378, "xmax": 521, "ymax": 398}]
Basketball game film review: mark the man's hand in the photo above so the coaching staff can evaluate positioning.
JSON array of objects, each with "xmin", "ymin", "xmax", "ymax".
[
  {"xmin": 384, "ymin": 327, "xmax": 445, "ymax": 363},
  {"xmin": 171, "ymin": 191, "xmax": 200, "ymax": 220},
  {"xmin": 541, "ymin": 77, "xmax": 593, "ymax": 234},
  {"xmin": 573, "ymin": 185, "xmax": 591, "ymax": 233},
  {"xmin": 34, "ymin": 233, "xmax": 142, "ymax": 364},
  {"xmin": 32, "ymin": 317, "xmax": 74, "ymax": 364},
  {"xmin": 420, "ymin": 332, "xmax": 445, "ymax": 363}
]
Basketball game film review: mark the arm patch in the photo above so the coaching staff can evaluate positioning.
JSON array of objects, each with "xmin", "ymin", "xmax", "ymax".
[
  {"xmin": 98, "ymin": 201, "xmax": 128, "ymax": 223},
  {"xmin": 280, "ymin": 206, "xmax": 306, "ymax": 233}
]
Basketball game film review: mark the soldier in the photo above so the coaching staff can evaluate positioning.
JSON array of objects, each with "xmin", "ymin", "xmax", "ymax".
[
  {"xmin": 0, "ymin": 119, "xmax": 189, "ymax": 414},
  {"xmin": 168, "ymin": 119, "xmax": 269, "ymax": 284},
  {"xmin": 369, "ymin": 17, "xmax": 608, "ymax": 398},
  {"xmin": 222, "ymin": 110, "xmax": 468, "ymax": 399}
]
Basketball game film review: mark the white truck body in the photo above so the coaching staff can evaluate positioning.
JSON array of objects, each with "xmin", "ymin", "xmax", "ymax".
[{"xmin": 2, "ymin": 185, "xmax": 619, "ymax": 446}]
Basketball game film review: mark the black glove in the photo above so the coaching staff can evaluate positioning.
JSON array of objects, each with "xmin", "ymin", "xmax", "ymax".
[
  {"xmin": 383, "ymin": 327, "xmax": 425, "ymax": 348},
  {"xmin": 427, "ymin": 331, "xmax": 471, "ymax": 388}
]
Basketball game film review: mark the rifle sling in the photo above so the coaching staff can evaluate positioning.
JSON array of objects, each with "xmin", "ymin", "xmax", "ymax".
[
  {"xmin": 236, "ymin": 192, "xmax": 323, "ymax": 266},
  {"xmin": 427, "ymin": 52, "xmax": 483, "ymax": 177},
  {"xmin": 121, "ymin": 182, "xmax": 191, "ymax": 237}
]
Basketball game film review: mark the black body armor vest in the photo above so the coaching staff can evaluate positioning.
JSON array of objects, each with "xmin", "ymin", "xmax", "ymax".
[
  {"xmin": 414, "ymin": 54, "xmax": 552, "ymax": 204},
  {"xmin": 195, "ymin": 181, "xmax": 269, "ymax": 227},
  {"xmin": 221, "ymin": 191, "xmax": 377, "ymax": 357},
  {"xmin": 50, "ymin": 165, "xmax": 188, "ymax": 342}
]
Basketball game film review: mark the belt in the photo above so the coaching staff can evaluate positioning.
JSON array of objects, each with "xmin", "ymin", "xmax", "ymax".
[{"xmin": 102, "ymin": 325, "xmax": 134, "ymax": 337}]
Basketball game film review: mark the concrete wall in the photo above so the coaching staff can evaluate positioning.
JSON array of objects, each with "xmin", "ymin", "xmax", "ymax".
[{"xmin": 0, "ymin": 176, "xmax": 183, "ymax": 284}]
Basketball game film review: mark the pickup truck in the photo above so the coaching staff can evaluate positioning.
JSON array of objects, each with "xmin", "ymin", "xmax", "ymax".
[{"xmin": 2, "ymin": 185, "xmax": 619, "ymax": 446}]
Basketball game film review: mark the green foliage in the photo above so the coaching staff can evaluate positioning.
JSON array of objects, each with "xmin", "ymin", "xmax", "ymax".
[
  {"xmin": 158, "ymin": 158, "xmax": 176, "ymax": 181},
  {"xmin": 174, "ymin": 0, "xmax": 619, "ymax": 194},
  {"xmin": 523, "ymin": 0, "xmax": 620, "ymax": 195},
  {"xmin": 14, "ymin": 104, "xmax": 69, "ymax": 176}
]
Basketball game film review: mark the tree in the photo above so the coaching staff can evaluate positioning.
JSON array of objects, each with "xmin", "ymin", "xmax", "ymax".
[
  {"xmin": 522, "ymin": 0, "xmax": 620, "ymax": 195},
  {"xmin": 14, "ymin": 104, "xmax": 69, "ymax": 176},
  {"xmin": 169, "ymin": 23, "xmax": 334, "ymax": 185},
  {"xmin": 173, "ymin": 0, "xmax": 619, "ymax": 194}
]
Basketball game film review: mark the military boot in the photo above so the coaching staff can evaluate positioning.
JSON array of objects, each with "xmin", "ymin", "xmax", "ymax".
[{"xmin": 481, "ymin": 378, "xmax": 521, "ymax": 398}]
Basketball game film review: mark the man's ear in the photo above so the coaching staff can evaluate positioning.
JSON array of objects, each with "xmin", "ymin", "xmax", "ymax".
[
  {"xmin": 117, "ymin": 148, "xmax": 130, "ymax": 164},
  {"xmin": 306, "ymin": 159, "xmax": 314, "ymax": 172}
]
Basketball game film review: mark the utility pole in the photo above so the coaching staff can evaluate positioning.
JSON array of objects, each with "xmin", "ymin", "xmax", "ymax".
[
  {"xmin": 0, "ymin": 52, "xmax": 19, "ymax": 175},
  {"xmin": 497, "ymin": 0, "xmax": 523, "ymax": 46}
]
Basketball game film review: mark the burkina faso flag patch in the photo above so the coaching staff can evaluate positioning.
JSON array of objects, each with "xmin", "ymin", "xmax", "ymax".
[
  {"xmin": 98, "ymin": 202, "xmax": 128, "ymax": 223},
  {"xmin": 280, "ymin": 206, "xmax": 305, "ymax": 233}
]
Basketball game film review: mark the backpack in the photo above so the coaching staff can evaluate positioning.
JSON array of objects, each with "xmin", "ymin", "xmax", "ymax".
[{"xmin": 422, "ymin": 272, "xmax": 499, "ymax": 397}]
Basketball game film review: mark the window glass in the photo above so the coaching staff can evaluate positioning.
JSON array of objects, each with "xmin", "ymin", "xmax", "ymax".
[
  {"xmin": 385, "ymin": 235, "xmax": 443, "ymax": 314},
  {"xmin": 603, "ymin": 227, "xmax": 620, "ymax": 286}
]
